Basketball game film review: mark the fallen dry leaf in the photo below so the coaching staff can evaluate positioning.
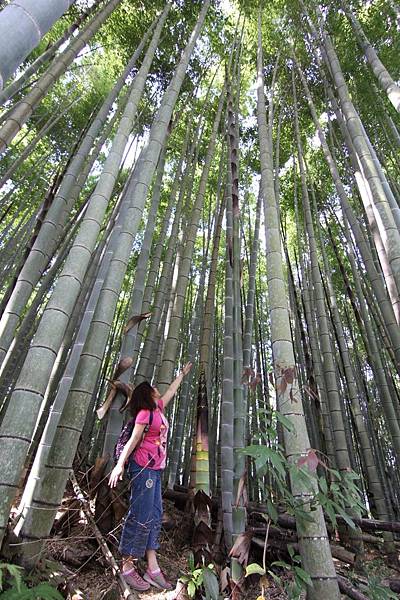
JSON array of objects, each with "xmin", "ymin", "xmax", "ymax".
[{"xmin": 228, "ymin": 530, "xmax": 253, "ymax": 566}]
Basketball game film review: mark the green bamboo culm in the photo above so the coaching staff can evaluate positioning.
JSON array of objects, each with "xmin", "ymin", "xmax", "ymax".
[
  {"xmin": 256, "ymin": 9, "xmax": 340, "ymax": 599},
  {"xmin": 0, "ymin": 0, "xmax": 76, "ymax": 90}
]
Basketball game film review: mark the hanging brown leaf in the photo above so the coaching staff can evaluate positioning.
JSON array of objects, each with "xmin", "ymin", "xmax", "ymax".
[
  {"xmin": 112, "ymin": 356, "xmax": 133, "ymax": 380},
  {"xmin": 297, "ymin": 449, "xmax": 319, "ymax": 472},
  {"xmin": 97, "ymin": 381, "xmax": 133, "ymax": 419},
  {"xmin": 96, "ymin": 382, "xmax": 117, "ymax": 420},
  {"xmin": 283, "ymin": 366, "xmax": 295, "ymax": 384},
  {"xmin": 112, "ymin": 381, "xmax": 132, "ymax": 397},
  {"xmin": 220, "ymin": 567, "xmax": 230, "ymax": 592},
  {"xmin": 123, "ymin": 311, "xmax": 151, "ymax": 334},
  {"xmin": 115, "ymin": 381, "xmax": 133, "ymax": 412},
  {"xmin": 229, "ymin": 530, "xmax": 253, "ymax": 566},
  {"xmin": 278, "ymin": 376, "xmax": 287, "ymax": 395},
  {"xmin": 304, "ymin": 385, "xmax": 319, "ymax": 401},
  {"xmin": 241, "ymin": 367, "xmax": 254, "ymax": 385},
  {"xmin": 250, "ymin": 372, "xmax": 261, "ymax": 391}
]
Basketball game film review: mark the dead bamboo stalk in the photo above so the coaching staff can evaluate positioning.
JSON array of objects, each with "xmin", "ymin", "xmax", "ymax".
[
  {"xmin": 252, "ymin": 536, "xmax": 355, "ymax": 565},
  {"xmin": 250, "ymin": 507, "xmax": 400, "ymax": 535},
  {"xmin": 337, "ymin": 575, "xmax": 369, "ymax": 600}
]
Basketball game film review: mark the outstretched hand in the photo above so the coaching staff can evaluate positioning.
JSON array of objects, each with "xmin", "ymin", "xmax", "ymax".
[
  {"xmin": 181, "ymin": 362, "xmax": 192, "ymax": 376},
  {"xmin": 109, "ymin": 463, "xmax": 124, "ymax": 488},
  {"xmin": 162, "ymin": 363, "xmax": 193, "ymax": 407}
]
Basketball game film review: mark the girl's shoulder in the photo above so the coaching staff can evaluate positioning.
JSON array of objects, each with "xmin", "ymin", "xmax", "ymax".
[
  {"xmin": 135, "ymin": 400, "xmax": 163, "ymax": 424},
  {"xmin": 135, "ymin": 408, "xmax": 152, "ymax": 424}
]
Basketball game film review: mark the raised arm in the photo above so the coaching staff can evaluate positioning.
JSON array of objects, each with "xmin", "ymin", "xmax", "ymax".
[
  {"xmin": 109, "ymin": 422, "xmax": 146, "ymax": 488},
  {"xmin": 161, "ymin": 362, "xmax": 192, "ymax": 408}
]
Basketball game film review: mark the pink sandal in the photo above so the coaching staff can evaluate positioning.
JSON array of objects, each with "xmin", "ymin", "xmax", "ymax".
[
  {"xmin": 143, "ymin": 568, "xmax": 173, "ymax": 590},
  {"xmin": 123, "ymin": 566, "xmax": 150, "ymax": 591}
]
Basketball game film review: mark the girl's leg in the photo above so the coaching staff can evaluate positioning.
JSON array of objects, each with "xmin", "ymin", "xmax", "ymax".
[
  {"xmin": 144, "ymin": 479, "xmax": 161, "ymax": 574},
  {"xmin": 122, "ymin": 555, "xmax": 137, "ymax": 573},
  {"xmin": 146, "ymin": 548, "xmax": 159, "ymax": 572},
  {"xmin": 119, "ymin": 463, "xmax": 157, "ymax": 559},
  {"xmin": 144, "ymin": 472, "xmax": 172, "ymax": 590},
  {"xmin": 121, "ymin": 555, "xmax": 150, "ymax": 592},
  {"xmin": 145, "ymin": 470, "xmax": 163, "ymax": 556}
]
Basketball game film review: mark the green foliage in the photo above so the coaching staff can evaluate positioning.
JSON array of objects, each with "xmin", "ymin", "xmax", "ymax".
[
  {"xmin": 316, "ymin": 469, "xmax": 365, "ymax": 529},
  {"xmin": 0, "ymin": 582, "xmax": 63, "ymax": 600},
  {"xmin": 179, "ymin": 553, "xmax": 220, "ymax": 600},
  {"xmin": 246, "ymin": 548, "xmax": 313, "ymax": 600},
  {"xmin": 0, "ymin": 563, "xmax": 63, "ymax": 600},
  {"xmin": 245, "ymin": 563, "xmax": 266, "ymax": 576},
  {"xmin": 365, "ymin": 578, "xmax": 398, "ymax": 600},
  {"xmin": 0, "ymin": 564, "xmax": 22, "ymax": 593},
  {"xmin": 358, "ymin": 558, "xmax": 399, "ymax": 600},
  {"xmin": 241, "ymin": 418, "xmax": 364, "ymax": 530}
]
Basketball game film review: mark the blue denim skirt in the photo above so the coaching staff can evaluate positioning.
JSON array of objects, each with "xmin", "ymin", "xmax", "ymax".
[{"xmin": 119, "ymin": 460, "xmax": 163, "ymax": 558}]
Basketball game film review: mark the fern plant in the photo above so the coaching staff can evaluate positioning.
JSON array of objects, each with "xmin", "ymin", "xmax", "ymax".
[{"xmin": 0, "ymin": 562, "xmax": 63, "ymax": 600}]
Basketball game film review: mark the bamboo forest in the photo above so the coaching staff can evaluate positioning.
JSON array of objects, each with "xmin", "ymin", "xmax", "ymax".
[{"xmin": 1, "ymin": 0, "xmax": 400, "ymax": 598}]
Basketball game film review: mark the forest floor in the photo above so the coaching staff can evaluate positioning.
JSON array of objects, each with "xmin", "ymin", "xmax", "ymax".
[
  {"xmin": 62, "ymin": 545, "xmax": 400, "ymax": 600},
  {"xmin": 39, "ymin": 495, "xmax": 400, "ymax": 600},
  {"xmin": 55, "ymin": 526, "xmax": 266, "ymax": 600},
  {"xmin": 56, "ymin": 531, "xmax": 400, "ymax": 600},
  {"xmin": 62, "ymin": 530, "xmax": 188, "ymax": 600},
  {"xmin": 43, "ymin": 498, "xmax": 269, "ymax": 599}
]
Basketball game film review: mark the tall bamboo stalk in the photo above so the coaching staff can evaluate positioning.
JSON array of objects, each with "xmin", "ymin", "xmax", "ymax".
[
  {"xmin": 314, "ymin": 5, "xmax": 400, "ymax": 298},
  {"xmin": 221, "ymin": 162, "xmax": 234, "ymax": 551},
  {"xmin": 294, "ymin": 55, "xmax": 400, "ymax": 370},
  {"xmin": 102, "ymin": 137, "xmax": 170, "ymax": 458},
  {"xmin": 0, "ymin": 3, "xmax": 99, "ymax": 105},
  {"xmin": 10, "ymin": 0, "xmax": 210, "ymax": 556},
  {"xmin": 0, "ymin": 0, "xmax": 121, "ymax": 151},
  {"xmin": 341, "ymin": 0, "xmax": 400, "ymax": 111},
  {"xmin": 156, "ymin": 88, "xmax": 224, "ymax": 393},
  {"xmin": 257, "ymin": 12, "xmax": 340, "ymax": 598},
  {"xmin": 0, "ymin": 2, "xmax": 171, "ymax": 547},
  {"xmin": 0, "ymin": 0, "xmax": 76, "ymax": 89},
  {"xmin": 0, "ymin": 22, "xmax": 154, "ymax": 370}
]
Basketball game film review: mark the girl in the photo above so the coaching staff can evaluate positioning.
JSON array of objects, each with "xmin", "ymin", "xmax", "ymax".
[{"xmin": 109, "ymin": 362, "xmax": 192, "ymax": 591}]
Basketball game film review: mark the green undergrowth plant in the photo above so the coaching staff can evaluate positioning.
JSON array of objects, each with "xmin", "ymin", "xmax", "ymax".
[
  {"xmin": 364, "ymin": 578, "xmax": 398, "ymax": 600},
  {"xmin": 361, "ymin": 558, "xmax": 398, "ymax": 600},
  {"xmin": 241, "ymin": 408, "xmax": 364, "ymax": 530},
  {"xmin": 179, "ymin": 552, "xmax": 220, "ymax": 600},
  {"xmin": 240, "ymin": 408, "xmax": 365, "ymax": 598},
  {"xmin": 246, "ymin": 544, "xmax": 312, "ymax": 599},
  {"xmin": 0, "ymin": 562, "xmax": 63, "ymax": 600}
]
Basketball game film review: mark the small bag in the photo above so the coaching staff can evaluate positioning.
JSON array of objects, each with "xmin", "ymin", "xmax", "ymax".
[{"xmin": 113, "ymin": 410, "xmax": 154, "ymax": 464}]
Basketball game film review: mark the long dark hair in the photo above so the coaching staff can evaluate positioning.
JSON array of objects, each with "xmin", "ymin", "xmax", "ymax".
[{"xmin": 129, "ymin": 381, "xmax": 155, "ymax": 422}]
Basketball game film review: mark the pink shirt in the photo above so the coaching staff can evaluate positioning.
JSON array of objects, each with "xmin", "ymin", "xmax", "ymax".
[{"xmin": 133, "ymin": 399, "xmax": 168, "ymax": 470}]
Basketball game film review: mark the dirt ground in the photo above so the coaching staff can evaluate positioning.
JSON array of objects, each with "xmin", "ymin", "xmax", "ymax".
[
  {"xmin": 44, "ymin": 499, "xmax": 267, "ymax": 600},
  {"xmin": 64, "ymin": 531, "xmax": 189, "ymax": 600},
  {"xmin": 41, "ymin": 498, "xmax": 399, "ymax": 600}
]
